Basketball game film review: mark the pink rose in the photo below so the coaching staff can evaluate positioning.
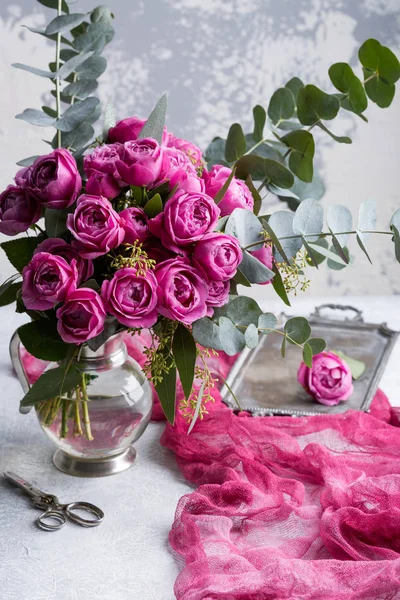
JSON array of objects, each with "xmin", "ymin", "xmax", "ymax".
[
  {"xmin": 250, "ymin": 245, "xmax": 273, "ymax": 285},
  {"xmin": 119, "ymin": 207, "xmax": 149, "ymax": 244},
  {"xmin": 56, "ymin": 288, "xmax": 106, "ymax": 344},
  {"xmin": 84, "ymin": 143, "xmax": 122, "ymax": 178},
  {"xmin": 161, "ymin": 147, "xmax": 196, "ymax": 182},
  {"xmin": 0, "ymin": 185, "xmax": 41, "ymax": 236},
  {"xmin": 169, "ymin": 170, "xmax": 205, "ymax": 194},
  {"xmin": 86, "ymin": 173, "xmax": 121, "ymax": 199},
  {"xmin": 67, "ymin": 194, "xmax": 125, "ymax": 259},
  {"xmin": 116, "ymin": 138, "xmax": 165, "ymax": 187},
  {"xmin": 193, "ymin": 232, "xmax": 243, "ymax": 281},
  {"xmin": 34, "ymin": 238, "xmax": 93, "ymax": 284},
  {"xmin": 298, "ymin": 351, "xmax": 354, "ymax": 406},
  {"xmin": 167, "ymin": 133, "xmax": 203, "ymax": 167},
  {"xmin": 101, "ymin": 267, "xmax": 158, "ymax": 328},
  {"xmin": 204, "ymin": 165, "xmax": 254, "ymax": 217},
  {"xmin": 108, "ymin": 116, "xmax": 169, "ymax": 145},
  {"xmin": 148, "ymin": 190, "xmax": 220, "ymax": 254},
  {"xmin": 27, "ymin": 149, "xmax": 82, "ymax": 209},
  {"xmin": 206, "ymin": 279, "xmax": 230, "ymax": 316},
  {"xmin": 22, "ymin": 252, "xmax": 78, "ymax": 311},
  {"xmin": 155, "ymin": 258, "xmax": 208, "ymax": 324}
]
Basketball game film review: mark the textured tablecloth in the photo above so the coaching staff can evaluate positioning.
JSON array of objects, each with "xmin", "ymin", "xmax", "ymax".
[{"xmin": 1, "ymin": 296, "xmax": 399, "ymax": 600}]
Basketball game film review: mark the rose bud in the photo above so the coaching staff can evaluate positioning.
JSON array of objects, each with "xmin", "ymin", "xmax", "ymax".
[
  {"xmin": 0, "ymin": 185, "xmax": 41, "ymax": 236},
  {"xmin": 115, "ymin": 138, "xmax": 165, "ymax": 187},
  {"xmin": 108, "ymin": 116, "xmax": 169, "ymax": 145},
  {"xmin": 119, "ymin": 207, "xmax": 149, "ymax": 244},
  {"xmin": 297, "ymin": 351, "xmax": 354, "ymax": 406},
  {"xmin": 27, "ymin": 149, "xmax": 82, "ymax": 209},
  {"xmin": 34, "ymin": 238, "xmax": 94, "ymax": 285},
  {"xmin": 249, "ymin": 245, "xmax": 273, "ymax": 285},
  {"xmin": 167, "ymin": 133, "xmax": 203, "ymax": 168},
  {"xmin": 169, "ymin": 170, "xmax": 205, "ymax": 194},
  {"xmin": 66, "ymin": 194, "xmax": 125, "ymax": 259},
  {"xmin": 206, "ymin": 279, "xmax": 230, "ymax": 316},
  {"xmin": 21, "ymin": 252, "xmax": 78, "ymax": 311},
  {"xmin": 155, "ymin": 258, "xmax": 208, "ymax": 325},
  {"xmin": 148, "ymin": 190, "xmax": 220, "ymax": 254},
  {"xmin": 204, "ymin": 165, "xmax": 254, "ymax": 217},
  {"xmin": 193, "ymin": 232, "xmax": 243, "ymax": 281},
  {"xmin": 56, "ymin": 288, "xmax": 106, "ymax": 344},
  {"xmin": 86, "ymin": 173, "xmax": 121, "ymax": 200},
  {"xmin": 101, "ymin": 267, "xmax": 158, "ymax": 328}
]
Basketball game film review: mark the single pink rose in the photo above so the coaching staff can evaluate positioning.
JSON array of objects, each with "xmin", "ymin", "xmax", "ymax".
[
  {"xmin": 116, "ymin": 138, "xmax": 165, "ymax": 187},
  {"xmin": 84, "ymin": 143, "xmax": 123, "ymax": 180},
  {"xmin": 86, "ymin": 173, "xmax": 121, "ymax": 199},
  {"xmin": 206, "ymin": 279, "xmax": 230, "ymax": 316},
  {"xmin": 250, "ymin": 245, "xmax": 273, "ymax": 285},
  {"xmin": 56, "ymin": 288, "xmax": 106, "ymax": 344},
  {"xmin": 27, "ymin": 149, "xmax": 82, "ymax": 209},
  {"xmin": 119, "ymin": 207, "xmax": 149, "ymax": 244},
  {"xmin": 34, "ymin": 238, "xmax": 93, "ymax": 285},
  {"xmin": 101, "ymin": 267, "xmax": 158, "ymax": 328},
  {"xmin": 67, "ymin": 194, "xmax": 125, "ymax": 259},
  {"xmin": 167, "ymin": 133, "xmax": 203, "ymax": 167},
  {"xmin": 298, "ymin": 351, "xmax": 354, "ymax": 406},
  {"xmin": 193, "ymin": 232, "xmax": 243, "ymax": 281},
  {"xmin": 108, "ymin": 116, "xmax": 169, "ymax": 145},
  {"xmin": 0, "ymin": 185, "xmax": 41, "ymax": 236},
  {"xmin": 203, "ymin": 164, "xmax": 254, "ymax": 217},
  {"xmin": 155, "ymin": 258, "xmax": 208, "ymax": 324},
  {"xmin": 159, "ymin": 146, "xmax": 196, "ymax": 183},
  {"xmin": 22, "ymin": 252, "xmax": 78, "ymax": 311},
  {"xmin": 148, "ymin": 190, "xmax": 220, "ymax": 254}
]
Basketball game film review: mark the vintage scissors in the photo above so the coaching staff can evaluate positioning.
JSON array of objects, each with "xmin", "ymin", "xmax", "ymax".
[{"xmin": 4, "ymin": 471, "xmax": 105, "ymax": 531}]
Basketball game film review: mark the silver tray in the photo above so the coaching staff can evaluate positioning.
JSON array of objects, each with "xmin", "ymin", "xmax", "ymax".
[{"xmin": 222, "ymin": 304, "xmax": 398, "ymax": 417}]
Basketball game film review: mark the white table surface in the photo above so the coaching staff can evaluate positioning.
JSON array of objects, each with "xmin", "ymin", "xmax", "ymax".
[{"xmin": 0, "ymin": 296, "xmax": 399, "ymax": 600}]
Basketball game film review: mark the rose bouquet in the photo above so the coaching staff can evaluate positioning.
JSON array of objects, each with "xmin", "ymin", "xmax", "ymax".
[{"xmin": 1, "ymin": 1, "xmax": 400, "ymax": 437}]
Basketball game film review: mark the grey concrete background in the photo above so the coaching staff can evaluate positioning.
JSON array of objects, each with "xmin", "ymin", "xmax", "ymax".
[{"xmin": 0, "ymin": 0, "xmax": 399, "ymax": 294}]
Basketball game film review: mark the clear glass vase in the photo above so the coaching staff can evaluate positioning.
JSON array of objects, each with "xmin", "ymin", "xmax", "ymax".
[{"xmin": 10, "ymin": 332, "xmax": 153, "ymax": 477}]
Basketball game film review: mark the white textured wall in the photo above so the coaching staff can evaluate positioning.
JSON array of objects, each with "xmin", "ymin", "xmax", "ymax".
[{"xmin": 0, "ymin": 0, "xmax": 399, "ymax": 294}]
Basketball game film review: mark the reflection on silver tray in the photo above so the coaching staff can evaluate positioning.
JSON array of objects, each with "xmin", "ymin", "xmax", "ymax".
[{"xmin": 222, "ymin": 304, "xmax": 398, "ymax": 417}]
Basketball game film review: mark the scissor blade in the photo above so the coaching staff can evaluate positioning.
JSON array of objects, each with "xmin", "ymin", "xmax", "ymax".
[{"xmin": 3, "ymin": 471, "xmax": 45, "ymax": 499}]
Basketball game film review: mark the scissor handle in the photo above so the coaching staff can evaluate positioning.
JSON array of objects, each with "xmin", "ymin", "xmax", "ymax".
[
  {"xmin": 36, "ymin": 509, "xmax": 67, "ymax": 531},
  {"xmin": 65, "ymin": 501, "xmax": 104, "ymax": 527}
]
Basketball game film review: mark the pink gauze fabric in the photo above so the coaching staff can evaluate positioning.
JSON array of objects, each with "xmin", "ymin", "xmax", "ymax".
[{"xmin": 19, "ymin": 337, "xmax": 400, "ymax": 599}]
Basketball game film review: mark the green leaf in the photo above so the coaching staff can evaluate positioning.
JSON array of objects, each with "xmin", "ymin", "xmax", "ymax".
[
  {"xmin": 327, "ymin": 204, "xmax": 353, "ymax": 247},
  {"xmin": 138, "ymin": 93, "xmax": 168, "ymax": 145},
  {"xmin": 307, "ymin": 242, "xmax": 346, "ymax": 266},
  {"xmin": 363, "ymin": 72, "xmax": 395, "ymax": 108},
  {"xmin": 225, "ymin": 123, "xmax": 246, "ymax": 163},
  {"xmin": 284, "ymin": 316, "xmax": 311, "ymax": 345},
  {"xmin": 144, "ymin": 193, "xmax": 163, "ymax": 218},
  {"xmin": 22, "ymin": 25, "xmax": 73, "ymax": 46},
  {"xmin": 225, "ymin": 208, "xmax": 264, "ymax": 248},
  {"xmin": 56, "ymin": 51, "xmax": 93, "ymax": 80},
  {"xmin": 253, "ymin": 105, "xmax": 266, "ymax": 142},
  {"xmin": 204, "ymin": 137, "xmax": 228, "ymax": 169},
  {"xmin": 37, "ymin": 0, "xmax": 69, "ymax": 12},
  {"xmin": 244, "ymin": 323, "xmax": 258, "ymax": 349},
  {"xmin": 90, "ymin": 6, "xmax": 114, "ymax": 23},
  {"xmin": 271, "ymin": 264, "xmax": 291, "ymax": 307},
  {"xmin": 46, "ymin": 13, "xmax": 87, "ymax": 36},
  {"xmin": 16, "ymin": 155, "xmax": 40, "ymax": 167},
  {"xmin": 18, "ymin": 320, "xmax": 70, "ymax": 361},
  {"xmin": 60, "ymin": 49, "xmax": 78, "ymax": 62},
  {"xmin": 239, "ymin": 251, "xmax": 275, "ymax": 284},
  {"xmin": 245, "ymin": 175, "xmax": 262, "ymax": 216},
  {"xmin": 56, "ymin": 97, "xmax": 100, "ymax": 132},
  {"xmin": 218, "ymin": 317, "xmax": 246, "ymax": 356},
  {"xmin": 258, "ymin": 312, "xmax": 278, "ymax": 333},
  {"xmin": 327, "ymin": 245, "xmax": 350, "ymax": 270},
  {"xmin": 42, "ymin": 106, "xmax": 57, "ymax": 118},
  {"xmin": 45, "ymin": 207, "xmax": 69, "ymax": 238},
  {"xmin": 390, "ymin": 208, "xmax": 400, "ymax": 263},
  {"xmin": 317, "ymin": 122, "xmax": 352, "ymax": 144},
  {"xmin": 264, "ymin": 212, "xmax": 302, "ymax": 263},
  {"xmin": 214, "ymin": 168, "xmax": 236, "ymax": 205},
  {"xmin": 172, "ymin": 324, "xmax": 196, "ymax": 400},
  {"xmin": 75, "ymin": 55, "xmax": 107, "ymax": 80},
  {"xmin": 268, "ymin": 88, "xmax": 295, "ymax": 125},
  {"xmin": 307, "ymin": 338, "xmax": 326, "ymax": 355},
  {"xmin": 154, "ymin": 353, "xmax": 177, "ymax": 425},
  {"xmin": 227, "ymin": 296, "xmax": 263, "ymax": 327},
  {"xmin": 192, "ymin": 318, "xmax": 223, "ymax": 351},
  {"xmin": 102, "ymin": 97, "xmax": 116, "ymax": 141},
  {"xmin": 285, "ymin": 77, "xmax": 304, "ymax": 101},
  {"xmin": 333, "ymin": 350, "xmax": 366, "ymax": 380},
  {"xmin": 73, "ymin": 22, "xmax": 114, "ymax": 54},
  {"xmin": 273, "ymin": 169, "xmax": 325, "ymax": 211},
  {"xmin": 359, "ymin": 38, "xmax": 400, "ymax": 84},
  {"xmin": 0, "ymin": 281, "xmax": 21, "ymax": 307},
  {"xmin": 58, "ymin": 123, "xmax": 94, "ymax": 150},
  {"xmin": 234, "ymin": 268, "xmax": 251, "ymax": 287},
  {"xmin": 12, "ymin": 63, "xmax": 53, "ymax": 79},
  {"xmin": 281, "ymin": 336, "xmax": 286, "ymax": 358},
  {"xmin": 187, "ymin": 380, "xmax": 206, "ymax": 434},
  {"xmin": 307, "ymin": 237, "xmax": 328, "ymax": 267},
  {"xmin": 63, "ymin": 79, "xmax": 98, "ymax": 100},
  {"xmin": 357, "ymin": 199, "xmax": 376, "ymax": 264},
  {"xmin": 1, "ymin": 237, "xmax": 40, "ymax": 272},
  {"xmin": 297, "ymin": 84, "xmax": 340, "ymax": 125},
  {"xmin": 20, "ymin": 360, "xmax": 81, "ymax": 407},
  {"xmin": 328, "ymin": 62, "xmax": 368, "ymax": 114},
  {"xmin": 244, "ymin": 134, "xmax": 282, "ymax": 161},
  {"xmin": 235, "ymin": 155, "xmax": 294, "ymax": 188},
  {"xmin": 302, "ymin": 343, "xmax": 313, "ymax": 368},
  {"xmin": 282, "ymin": 130, "xmax": 315, "ymax": 183},
  {"xmin": 16, "ymin": 109, "xmax": 56, "ymax": 127},
  {"xmin": 293, "ymin": 198, "xmax": 323, "ymax": 242}
]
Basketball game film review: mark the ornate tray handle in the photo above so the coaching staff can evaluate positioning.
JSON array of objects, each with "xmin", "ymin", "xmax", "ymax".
[{"xmin": 311, "ymin": 304, "xmax": 364, "ymax": 323}]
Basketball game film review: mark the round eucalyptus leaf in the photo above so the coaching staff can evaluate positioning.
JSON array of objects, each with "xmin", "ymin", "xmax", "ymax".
[
  {"xmin": 327, "ymin": 204, "xmax": 353, "ymax": 246},
  {"xmin": 282, "ymin": 130, "xmax": 315, "ymax": 183},
  {"xmin": 267, "ymin": 210, "xmax": 302, "ymax": 262},
  {"xmin": 192, "ymin": 318, "xmax": 224, "ymax": 351},
  {"xmin": 267, "ymin": 88, "xmax": 295, "ymax": 125},
  {"xmin": 218, "ymin": 317, "xmax": 246, "ymax": 356},
  {"xmin": 284, "ymin": 316, "xmax": 311, "ymax": 345},
  {"xmin": 258, "ymin": 312, "xmax": 277, "ymax": 333},
  {"xmin": 225, "ymin": 208, "xmax": 264, "ymax": 248},
  {"xmin": 297, "ymin": 85, "xmax": 340, "ymax": 125},
  {"xmin": 293, "ymin": 198, "xmax": 323, "ymax": 242},
  {"xmin": 245, "ymin": 324, "xmax": 259, "ymax": 349},
  {"xmin": 226, "ymin": 296, "xmax": 263, "ymax": 327}
]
